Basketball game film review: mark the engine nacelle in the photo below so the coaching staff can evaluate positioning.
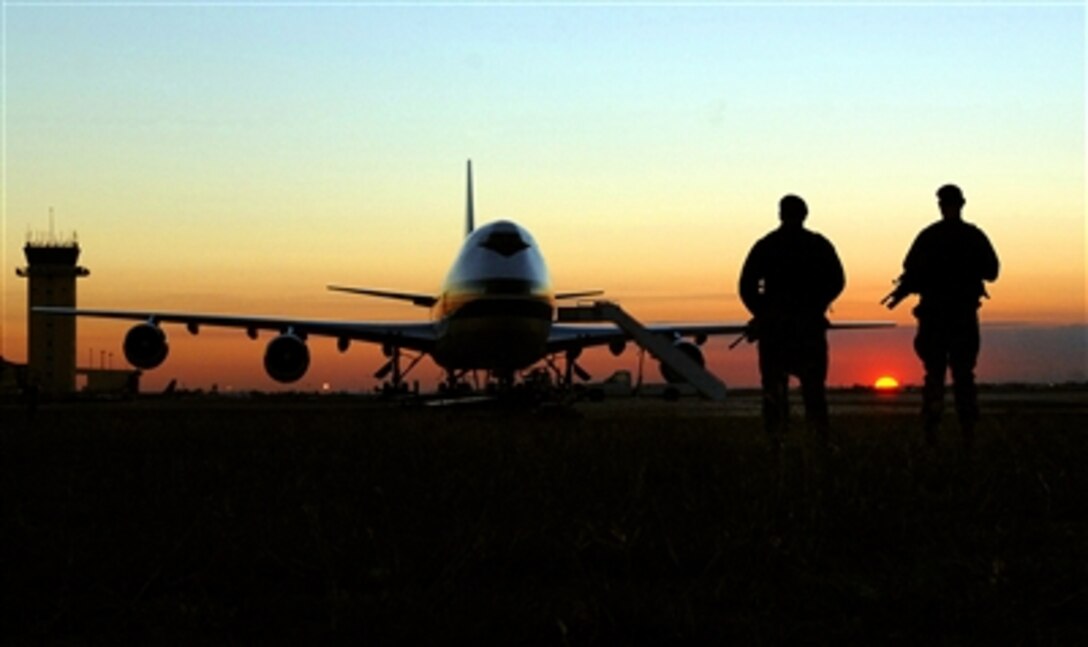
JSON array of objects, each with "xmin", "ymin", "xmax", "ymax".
[
  {"xmin": 659, "ymin": 340, "xmax": 705, "ymax": 384},
  {"xmin": 123, "ymin": 323, "xmax": 169, "ymax": 370},
  {"xmin": 264, "ymin": 333, "xmax": 310, "ymax": 383},
  {"xmin": 608, "ymin": 340, "xmax": 626, "ymax": 357}
]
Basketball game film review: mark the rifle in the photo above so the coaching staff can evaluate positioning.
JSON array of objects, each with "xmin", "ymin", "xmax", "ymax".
[
  {"xmin": 728, "ymin": 318, "xmax": 759, "ymax": 350},
  {"xmin": 880, "ymin": 275, "xmax": 910, "ymax": 310}
]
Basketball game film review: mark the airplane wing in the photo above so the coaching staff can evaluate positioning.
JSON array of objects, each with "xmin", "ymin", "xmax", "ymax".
[
  {"xmin": 33, "ymin": 307, "xmax": 439, "ymax": 352},
  {"xmin": 327, "ymin": 285, "xmax": 608, "ymax": 311},
  {"xmin": 326, "ymin": 285, "xmax": 437, "ymax": 308},
  {"xmin": 546, "ymin": 322, "xmax": 750, "ymax": 354},
  {"xmin": 555, "ymin": 290, "xmax": 605, "ymax": 300},
  {"xmin": 546, "ymin": 320, "xmax": 894, "ymax": 354}
]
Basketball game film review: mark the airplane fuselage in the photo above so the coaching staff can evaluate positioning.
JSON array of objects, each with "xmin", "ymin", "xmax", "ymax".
[{"xmin": 431, "ymin": 220, "xmax": 555, "ymax": 373}]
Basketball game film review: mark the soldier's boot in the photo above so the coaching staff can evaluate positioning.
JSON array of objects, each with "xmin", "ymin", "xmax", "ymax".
[
  {"xmin": 922, "ymin": 399, "xmax": 943, "ymax": 447},
  {"xmin": 798, "ymin": 377, "xmax": 830, "ymax": 448},
  {"xmin": 960, "ymin": 421, "xmax": 975, "ymax": 456},
  {"xmin": 763, "ymin": 381, "xmax": 789, "ymax": 452},
  {"xmin": 921, "ymin": 377, "xmax": 945, "ymax": 447},
  {"xmin": 953, "ymin": 379, "xmax": 979, "ymax": 455},
  {"xmin": 804, "ymin": 410, "xmax": 832, "ymax": 451}
]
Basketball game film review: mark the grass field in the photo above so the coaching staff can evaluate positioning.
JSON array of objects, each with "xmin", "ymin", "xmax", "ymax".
[{"xmin": 2, "ymin": 390, "xmax": 1085, "ymax": 644}]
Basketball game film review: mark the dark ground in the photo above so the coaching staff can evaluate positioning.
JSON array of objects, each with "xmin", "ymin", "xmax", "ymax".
[{"xmin": 2, "ymin": 389, "xmax": 1086, "ymax": 644}]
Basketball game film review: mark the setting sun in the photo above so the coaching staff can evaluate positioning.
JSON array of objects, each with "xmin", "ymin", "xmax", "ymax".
[{"xmin": 874, "ymin": 376, "xmax": 901, "ymax": 391}]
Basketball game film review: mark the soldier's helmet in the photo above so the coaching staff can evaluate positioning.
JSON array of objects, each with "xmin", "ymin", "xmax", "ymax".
[{"xmin": 937, "ymin": 184, "xmax": 965, "ymax": 205}]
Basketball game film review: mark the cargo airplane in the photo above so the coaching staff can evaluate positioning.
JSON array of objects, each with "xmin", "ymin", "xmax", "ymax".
[{"xmin": 37, "ymin": 161, "xmax": 889, "ymax": 392}]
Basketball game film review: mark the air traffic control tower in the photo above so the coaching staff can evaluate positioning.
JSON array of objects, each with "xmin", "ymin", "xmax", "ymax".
[{"xmin": 16, "ymin": 236, "xmax": 89, "ymax": 395}]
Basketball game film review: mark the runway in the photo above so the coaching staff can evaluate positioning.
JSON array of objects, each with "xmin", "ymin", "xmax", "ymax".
[{"xmin": 2, "ymin": 385, "xmax": 1086, "ymax": 643}]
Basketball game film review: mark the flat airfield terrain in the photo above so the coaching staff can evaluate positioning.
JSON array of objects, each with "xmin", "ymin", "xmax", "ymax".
[{"xmin": 2, "ymin": 388, "xmax": 1086, "ymax": 644}]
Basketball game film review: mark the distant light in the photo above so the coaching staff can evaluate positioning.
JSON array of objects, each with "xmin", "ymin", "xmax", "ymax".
[
  {"xmin": 874, "ymin": 376, "xmax": 900, "ymax": 391},
  {"xmin": 321, "ymin": 382, "xmax": 331, "ymax": 392}
]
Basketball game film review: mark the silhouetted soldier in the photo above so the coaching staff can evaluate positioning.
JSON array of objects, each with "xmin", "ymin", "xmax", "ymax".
[
  {"xmin": 882, "ymin": 184, "xmax": 999, "ymax": 448},
  {"xmin": 740, "ymin": 195, "xmax": 845, "ymax": 447}
]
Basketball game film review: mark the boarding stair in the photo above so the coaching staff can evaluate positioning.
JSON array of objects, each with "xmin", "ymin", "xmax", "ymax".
[{"xmin": 556, "ymin": 300, "xmax": 727, "ymax": 402}]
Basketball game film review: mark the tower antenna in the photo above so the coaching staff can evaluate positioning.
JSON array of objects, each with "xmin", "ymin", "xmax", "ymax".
[{"xmin": 465, "ymin": 160, "xmax": 475, "ymax": 237}]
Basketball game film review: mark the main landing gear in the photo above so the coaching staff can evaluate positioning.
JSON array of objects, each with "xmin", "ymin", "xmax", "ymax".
[
  {"xmin": 543, "ymin": 349, "xmax": 591, "ymax": 390},
  {"xmin": 374, "ymin": 344, "xmax": 424, "ymax": 394}
]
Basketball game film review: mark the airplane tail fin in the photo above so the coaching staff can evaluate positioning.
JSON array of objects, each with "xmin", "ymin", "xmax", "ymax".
[{"xmin": 465, "ymin": 159, "xmax": 475, "ymax": 237}]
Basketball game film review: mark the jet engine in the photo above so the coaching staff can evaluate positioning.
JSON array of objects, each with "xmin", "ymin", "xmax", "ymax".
[
  {"xmin": 264, "ymin": 333, "xmax": 310, "ymax": 383},
  {"xmin": 123, "ymin": 323, "xmax": 169, "ymax": 369},
  {"xmin": 659, "ymin": 340, "xmax": 705, "ymax": 384}
]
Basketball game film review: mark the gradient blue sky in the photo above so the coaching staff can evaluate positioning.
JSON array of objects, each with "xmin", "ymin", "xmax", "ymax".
[{"xmin": 2, "ymin": 1, "xmax": 1085, "ymax": 389}]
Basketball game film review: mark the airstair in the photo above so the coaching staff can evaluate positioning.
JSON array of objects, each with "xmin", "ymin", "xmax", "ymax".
[{"xmin": 556, "ymin": 301, "xmax": 727, "ymax": 402}]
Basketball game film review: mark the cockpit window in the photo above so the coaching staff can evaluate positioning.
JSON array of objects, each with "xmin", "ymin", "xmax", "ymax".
[{"xmin": 479, "ymin": 230, "xmax": 529, "ymax": 257}]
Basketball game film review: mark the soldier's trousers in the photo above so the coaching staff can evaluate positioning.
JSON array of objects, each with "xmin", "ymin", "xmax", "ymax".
[
  {"xmin": 913, "ymin": 308, "xmax": 980, "ymax": 429},
  {"xmin": 757, "ymin": 321, "xmax": 829, "ymax": 439}
]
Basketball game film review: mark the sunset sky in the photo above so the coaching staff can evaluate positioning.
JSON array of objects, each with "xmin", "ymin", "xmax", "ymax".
[{"xmin": 2, "ymin": 2, "xmax": 1085, "ymax": 392}]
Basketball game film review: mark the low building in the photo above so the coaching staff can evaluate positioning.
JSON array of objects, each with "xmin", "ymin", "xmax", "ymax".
[
  {"xmin": 78, "ymin": 368, "xmax": 141, "ymax": 397},
  {"xmin": 1, "ymin": 357, "xmax": 30, "ymax": 395}
]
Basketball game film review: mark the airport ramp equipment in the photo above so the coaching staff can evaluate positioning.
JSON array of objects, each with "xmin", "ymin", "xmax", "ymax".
[{"xmin": 556, "ymin": 301, "xmax": 727, "ymax": 402}]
